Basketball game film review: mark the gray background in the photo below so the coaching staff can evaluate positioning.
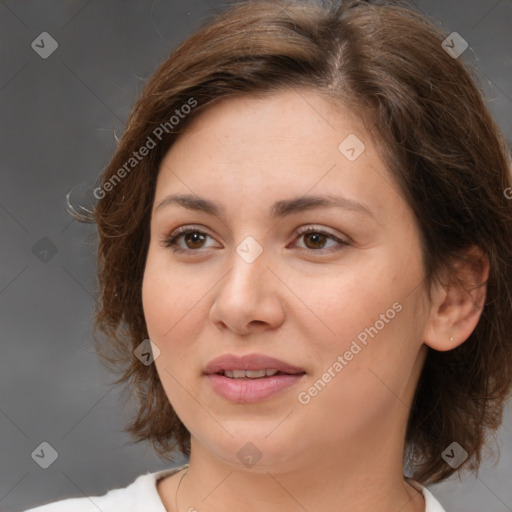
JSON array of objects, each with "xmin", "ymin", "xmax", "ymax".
[{"xmin": 1, "ymin": 1, "xmax": 511, "ymax": 511}]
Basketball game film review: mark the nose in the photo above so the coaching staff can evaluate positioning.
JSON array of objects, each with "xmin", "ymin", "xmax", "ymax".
[{"xmin": 209, "ymin": 243, "xmax": 285, "ymax": 336}]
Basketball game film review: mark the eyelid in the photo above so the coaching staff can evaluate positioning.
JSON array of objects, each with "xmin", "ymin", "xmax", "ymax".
[
  {"xmin": 161, "ymin": 224, "xmax": 350, "ymax": 253},
  {"xmin": 294, "ymin": 224, "xmax": 349, "ymax": 244},
  {"xmin": 160, "ymin": 224, "xmax": 218, "ymax": 250}
]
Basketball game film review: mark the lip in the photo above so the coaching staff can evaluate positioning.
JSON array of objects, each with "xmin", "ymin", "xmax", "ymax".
[
  {"xmin": 204, "ymin": 353, "xmax": 305, "ymax": 375},
  {"xmin": 204, "ymin": 353, "xmax": 306, "ymax": 404}
]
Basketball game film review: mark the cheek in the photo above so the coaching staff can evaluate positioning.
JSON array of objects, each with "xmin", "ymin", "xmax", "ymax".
[
  {"xmin": 297, "ymin": 258, "xmax": 423, "ymax": 401},
  {"xmin": 141, "ymin": 251, "xmax": 214, "ymax": 386},
  {"xmin": 142, "ymin": 250, "xmax": 199, "ymax": 340},
  {"xmin": 298, "ymin": 259, "xmax": 400, "ymax": 352},
  {"xmin": 142, "ymin": 258, "xmax": 206, "ymax": 424},
  {"xmin": 294, "ymin": 315, "xmax": 418, "ymax": 444}
]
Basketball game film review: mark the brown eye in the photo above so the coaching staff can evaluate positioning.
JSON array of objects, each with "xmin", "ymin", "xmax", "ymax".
[
  {"xmin": 163, "ymin": 227, "xmax": 216, "ymax": 253},
  {"xmin": 303, "ymin": 232, "xmax": 329, "ymax": 250},
  {"xmin": 293, "ymin": 227, "xmax": 349, "ymax": 253},
  {"xmin": 182, "ymin": 231, "xmax": 207, "ymax": 249}
]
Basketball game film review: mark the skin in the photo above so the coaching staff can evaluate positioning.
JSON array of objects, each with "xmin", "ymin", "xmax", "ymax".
[{"xmin": 142, "ymin": 89, "xmax": 488, "ymax": 512}]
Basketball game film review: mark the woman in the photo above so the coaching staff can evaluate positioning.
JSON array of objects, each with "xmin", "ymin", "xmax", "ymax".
[{"xmin": 26, "ymin": 0, "xmax": 512, "ymax": 511}]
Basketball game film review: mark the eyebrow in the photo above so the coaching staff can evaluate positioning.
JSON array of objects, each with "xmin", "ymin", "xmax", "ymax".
[{"xmin": 155, "ymin": 193, "xmax": 375, "ymax": 220}]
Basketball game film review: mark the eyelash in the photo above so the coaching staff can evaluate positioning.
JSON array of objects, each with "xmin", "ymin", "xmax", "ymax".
[{"xmin": 161, "ymin": 225, "xmax": 349, "ymax": 254}]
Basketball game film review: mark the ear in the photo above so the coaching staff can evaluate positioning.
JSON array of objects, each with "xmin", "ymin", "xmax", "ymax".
[{"xmin": 423, "ymin": 246, "xmax": 489, "ymax": 352}]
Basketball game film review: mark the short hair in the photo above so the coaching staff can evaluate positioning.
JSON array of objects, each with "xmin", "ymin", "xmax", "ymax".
[{"xmin": 80, "ymin": 0, "xmax": 512, "ymax": 485}]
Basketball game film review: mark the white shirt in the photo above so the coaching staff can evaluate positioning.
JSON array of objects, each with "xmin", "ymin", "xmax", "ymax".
[{"xmin": 25, "ymin": 464, "xmax": 446, "ymax": 512}]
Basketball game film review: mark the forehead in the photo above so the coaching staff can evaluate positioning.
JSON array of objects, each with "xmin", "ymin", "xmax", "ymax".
[
  {"xmin": 153, "ymin": 89, "xmax": 404, "ymax": 223},
  {"xmin": 171, "ymin": 89, "xmax": 367, "ymax": 154},
  {"xmin": 158, "ymin": 90, "xmax": 370, "ymax": 179}
]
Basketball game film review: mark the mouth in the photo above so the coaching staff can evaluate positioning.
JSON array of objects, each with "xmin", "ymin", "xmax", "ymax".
[
  {"xmin": 204, "ymin": 353, "xmax": 306, "ymax": 403},
  {"xmin": 219, "ymin": 369, "xmax": 293, "ymax": 379}
]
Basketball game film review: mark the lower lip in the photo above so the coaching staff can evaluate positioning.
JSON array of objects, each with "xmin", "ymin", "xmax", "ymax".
[{"xmin": 206, "ymin": 373, "xmax": 306, "ymax": 403}]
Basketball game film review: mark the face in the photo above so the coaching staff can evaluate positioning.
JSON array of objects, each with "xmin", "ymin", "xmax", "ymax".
[{"xmin": 142, "ymin": 89, "xmax": 431, "ymax": 472}]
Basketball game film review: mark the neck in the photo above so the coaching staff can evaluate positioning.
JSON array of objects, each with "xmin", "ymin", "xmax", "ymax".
[{"xmin": 171, "ymin": 424, "xmax": 425, "ymax": 512}]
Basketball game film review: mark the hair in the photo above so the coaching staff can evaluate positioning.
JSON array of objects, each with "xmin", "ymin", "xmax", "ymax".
[{"xmin": 74, "ymin": 0, "xmax": 512, "ymax": 485}]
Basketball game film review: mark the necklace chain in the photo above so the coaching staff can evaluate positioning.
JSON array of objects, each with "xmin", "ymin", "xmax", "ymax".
[
  {"xmin": 172, "ymin": 469, "xmax": 423, "ymax": 511},
  {"xmin": 174, "ymin": 468, "xmax": 188, "ymax": 512}
]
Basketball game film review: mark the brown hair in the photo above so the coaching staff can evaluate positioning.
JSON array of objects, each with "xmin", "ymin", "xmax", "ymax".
[{"xmin": 81, "ymin": 0, "xmax": 512, "ymax": 485}]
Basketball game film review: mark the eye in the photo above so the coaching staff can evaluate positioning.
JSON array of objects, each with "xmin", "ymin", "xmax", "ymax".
[
  {"xmin": 290, "ymin": 225, "xmax": 349, "ymax": 253},
  {"xmin": 161, "ymin": 224, "xmax": 349, "ymax": 254},
  {"xmin": 161, "ymin": 226, "xmax": 218, "ymax": 253}
]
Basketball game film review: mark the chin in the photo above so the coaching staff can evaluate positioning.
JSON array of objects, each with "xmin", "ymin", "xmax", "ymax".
[{"xmin": 193, "ymin": 426, "xmax": 303, "ymax": 472}]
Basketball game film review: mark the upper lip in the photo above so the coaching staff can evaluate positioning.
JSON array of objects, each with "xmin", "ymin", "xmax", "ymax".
[{"xmin": 204, "ymin": 353, "xmax": 306, "ymax": 375}]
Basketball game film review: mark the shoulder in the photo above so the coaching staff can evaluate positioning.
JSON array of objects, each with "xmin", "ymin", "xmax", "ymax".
[{"xmin": 23, "ymin": 465, "xmax": 188, "ymax": 512}]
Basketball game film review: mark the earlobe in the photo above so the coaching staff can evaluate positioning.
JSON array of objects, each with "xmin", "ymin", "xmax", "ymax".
[{"xmin": 422, "ymin": 246, "xmax": 489, "ymax": 352}]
